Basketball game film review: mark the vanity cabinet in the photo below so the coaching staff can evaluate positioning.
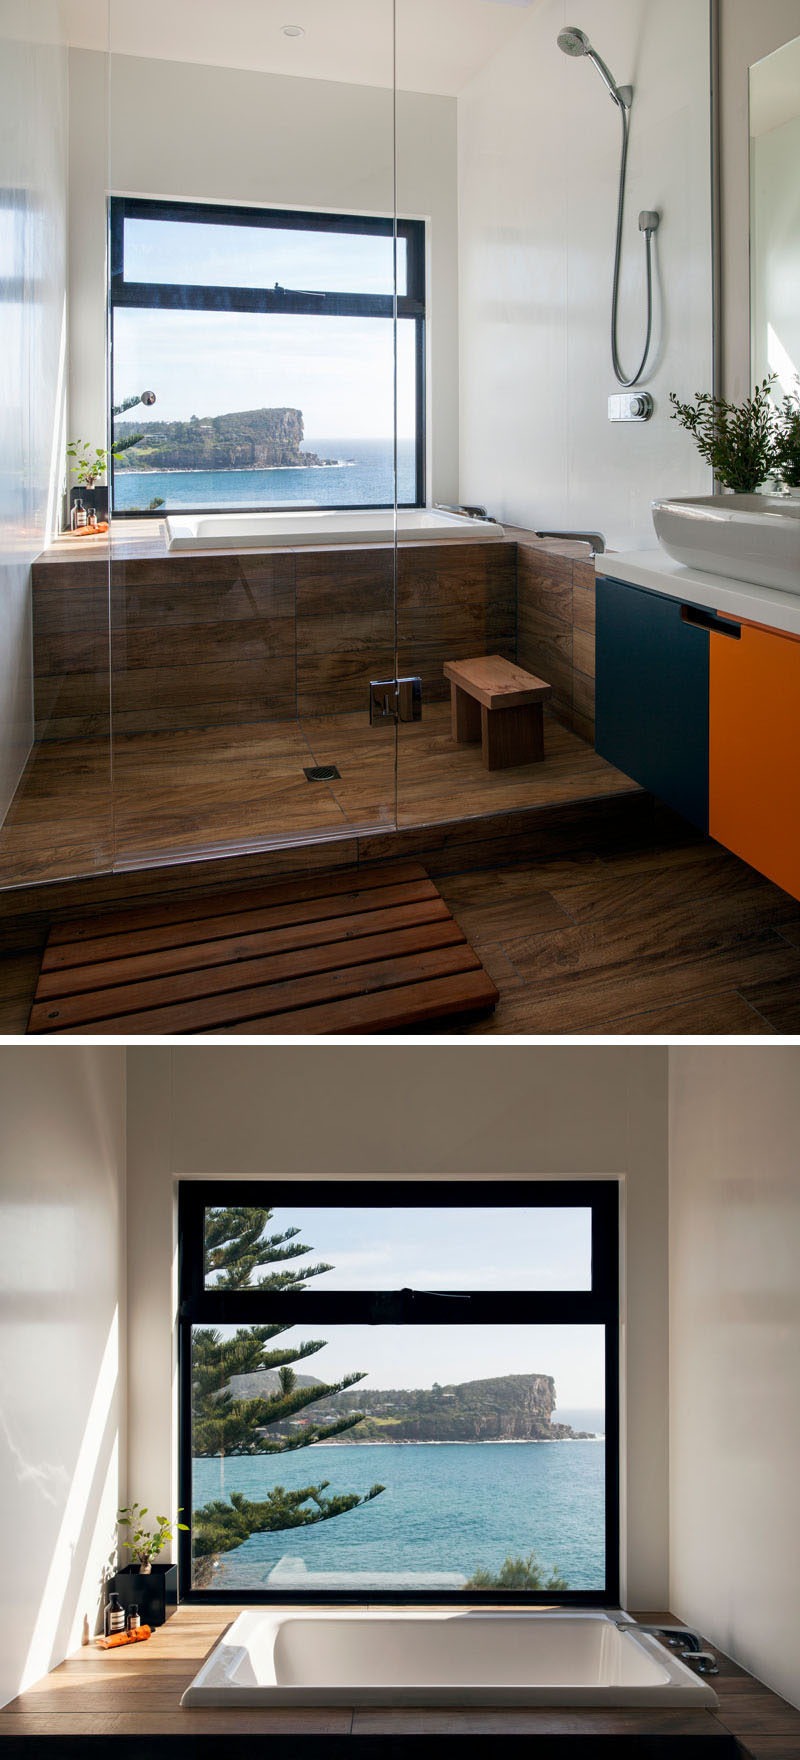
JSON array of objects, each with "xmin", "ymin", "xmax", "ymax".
[
  {"xmin": 709, "ymin": 617, "xmax": 800, "ymax": 901},
  {"xmin": 596, "ymin": 572, "xmax": 800, "ymax": 902},
  {"xmin": 595, "ymin": 575, "xmax": 710, "ymax": 831}
]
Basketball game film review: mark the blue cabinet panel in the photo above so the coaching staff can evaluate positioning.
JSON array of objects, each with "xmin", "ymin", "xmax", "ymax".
[{"xmin": 595, "ymin": 575, "xmax": 709, "ymax": 832}]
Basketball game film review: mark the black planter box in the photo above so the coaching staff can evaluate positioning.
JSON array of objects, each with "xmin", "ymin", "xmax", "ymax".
[
  {"xmin": 110, "ymin": 1562, "xmax": 178, "ymax": 1627},
  {"xmin": 69, "ymin": 484, "xmax": 109, "ymax": 520}
]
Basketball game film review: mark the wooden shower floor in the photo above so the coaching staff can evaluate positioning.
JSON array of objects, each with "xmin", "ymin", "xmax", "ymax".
[{"xmin": 0, "ymin": 703, "xmax": 634, "ymax": 889}]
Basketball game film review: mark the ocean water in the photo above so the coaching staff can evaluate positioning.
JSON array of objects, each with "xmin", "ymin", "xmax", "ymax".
[
  {"xmin": 192, "ymin": 1437, "xmax": 605, "ymax": 1592},
  {"xmin": 113, "ymin": 435, "xmax": 414, "ymax": 513}
]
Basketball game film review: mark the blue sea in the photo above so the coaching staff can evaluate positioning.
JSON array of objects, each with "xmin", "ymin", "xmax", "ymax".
[
  {"xmin": 113, "ymin": 436, "xmax": 414, "ymax": 512},
  {"xmin": 193, "ymin": 1420, "xmax": 605, "ymax": 1593}
]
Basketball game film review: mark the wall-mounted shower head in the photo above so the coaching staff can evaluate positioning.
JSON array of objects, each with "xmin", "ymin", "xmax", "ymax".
[{"xmin": 557, "ymin": 24, "xmax": 631, "ymax": 108}]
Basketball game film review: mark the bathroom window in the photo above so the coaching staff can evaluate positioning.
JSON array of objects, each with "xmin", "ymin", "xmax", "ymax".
[
  {"xmin": 108, "ymin": 197, "xmax": 425, "ymax": 515},
  {"xmin": 178, "ymin": 1181, "xmax": 619, "ymax": 1606}
]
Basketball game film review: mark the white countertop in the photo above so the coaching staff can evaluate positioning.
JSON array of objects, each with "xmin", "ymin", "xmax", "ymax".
[{"xmin": 595, "ymin": 547, "xmax": 800, "ymax": 638}]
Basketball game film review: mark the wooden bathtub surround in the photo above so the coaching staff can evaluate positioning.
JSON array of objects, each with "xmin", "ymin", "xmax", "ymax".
[
  {"xmin": 0, "ymin": 1605, "xmax": 798, "ymax": 1755},
  {"xmin": 30, "ymin": 529, "xmax": 516, "ymax": 739},
  {"xmin": 445, "ymin": 655, "xmax": 551, "ymax": 770},
  {"xmin": 512, "ymin": 530, "xmax": 598, "ymax": 743}
]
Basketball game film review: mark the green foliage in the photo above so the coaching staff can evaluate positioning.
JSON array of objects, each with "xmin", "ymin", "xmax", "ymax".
[
  {"xmin": 112, "ymin": 394, "xmax": 148, "ymax": 418},
  {"xmin": 669, "ymin": 377, "xmax": 778, "ymax": 493},
  {"xmin": 192, "ymin": 1483, "xmax": 384, "ymax": 1562},
  {"xmin": 464, "ymin": 1550, "xmax": 569, "ymax": 1592},
  {"xmin": 204, "ymin": 1205, "xmax": 332, "ymax": 1292},
  {"xmin": 66, "ymin": 440, "xmax": 113, "ymax": 488},
  {"xmin": 191, "ymin": 1324, "xmax": 368, "ymax": 1458},
  {"xmin": 191, "ymin": 1208, "xmax": 383, "ymax": 1580},
  {"xmin": 148, "ymin": 497, "xmax": 166, "ymax": 510},
  {"xmin": 774, "ymin": 387, "xmax": 800, "ymax": 488},
  {"xmin": 67, "ymin": 433, "xmax": 143, "ymax": 486},
  {"xmin": 117, "ymin": 1501, "xmax": 189, "ymax": 1568},
  {"xmin": 112, "ymin": 432, "xmax": 145, "ymax": 458}
]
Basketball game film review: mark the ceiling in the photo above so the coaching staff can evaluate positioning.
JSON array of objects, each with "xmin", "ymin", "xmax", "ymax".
[{"xmin": 60, "ymin": 0, "xmax": 535, "ymax": 97}]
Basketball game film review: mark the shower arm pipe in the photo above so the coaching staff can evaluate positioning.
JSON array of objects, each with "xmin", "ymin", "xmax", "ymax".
[{"xmin": 610, "ymin": 99, "xmax": 657, "ymax": 388}]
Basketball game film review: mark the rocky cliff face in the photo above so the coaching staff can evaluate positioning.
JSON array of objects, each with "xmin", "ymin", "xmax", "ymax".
[
  {"xmin": 225, "ymin": 1369, "xmax": 591, "ymax": 1443},
  {"xmin": 114, "ymin": 406, "xmax": 325, "ymax": 471}
]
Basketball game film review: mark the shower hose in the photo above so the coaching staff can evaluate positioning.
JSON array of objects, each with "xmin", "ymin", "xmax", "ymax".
[{"xmin": 611, "ymin": 100, "xmax": 656, "ymax": 388}]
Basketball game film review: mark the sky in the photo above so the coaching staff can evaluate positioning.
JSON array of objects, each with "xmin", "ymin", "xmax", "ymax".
[
  {"xmin": 115, "ymin": 217, "xmax": 415, "ymax": 438},
  {"xmin": 205, "ymin": 1205, "xmax": 604, "ymax": 1408}
]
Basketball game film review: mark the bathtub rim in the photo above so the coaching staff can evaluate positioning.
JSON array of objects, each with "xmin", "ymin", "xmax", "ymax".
[
  {"xmin": 163, "ymin": 506, "xmax": 505, "ymax": 551},
  {"xmin": 179, "ymin": 1609, "xmax": 719, "ymax": 1710}
]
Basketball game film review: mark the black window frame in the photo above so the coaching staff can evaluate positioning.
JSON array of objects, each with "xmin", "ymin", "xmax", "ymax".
[
  {"xmin": 108, "ymin": 196, "xmax": 426, "ymax": 516},
  {"xmin": 178, "ymin": 1179, "xmax": 620, "ymax": 1607}
]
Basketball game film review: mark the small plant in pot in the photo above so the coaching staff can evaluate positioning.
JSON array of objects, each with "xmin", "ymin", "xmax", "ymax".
[
  {"xmin": 774, "ymin": 386, "xmax": 800, "ymax": 494},
  {"xmin": 116, "ymin": 1503, "xmax": 188, "ymax": 1574},
  {"xmin": 668, "ymin": 376, "xmax": 779, "ymax": 493}
]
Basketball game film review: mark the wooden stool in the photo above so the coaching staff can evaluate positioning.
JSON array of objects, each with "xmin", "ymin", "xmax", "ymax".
[{"xmin": 444, "ymin": 655, "xmax": 552, "ymax": 770}]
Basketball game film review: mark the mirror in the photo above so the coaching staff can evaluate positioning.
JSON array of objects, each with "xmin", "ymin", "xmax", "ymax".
[{"xmin": 750, "ymin": 34, "xmax": 800, "ymax": 396}]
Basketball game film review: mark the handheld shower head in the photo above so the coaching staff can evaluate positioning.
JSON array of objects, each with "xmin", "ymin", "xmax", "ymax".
[
  {"xmin": 557, "ymin": 24, "xmax": 631, "ymax": 108},
  {"xmin": 557, "ymin": 25, "xmax": 590, "ymax": 55}
]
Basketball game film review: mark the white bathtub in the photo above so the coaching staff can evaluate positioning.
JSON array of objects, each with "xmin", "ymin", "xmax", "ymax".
[
  {"xmin": 164, "ymin": 507, "xmax": 503, "ymax": 551},
  {"xmin": 180, "ymin": 1611, "xmax": 718, "ymax": 1708}
]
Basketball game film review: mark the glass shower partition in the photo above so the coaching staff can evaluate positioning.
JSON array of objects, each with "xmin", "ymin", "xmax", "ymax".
[
  {"xmin": 107, "ymin": 3, "xmax": 399, "ymax": 874},
  {"xmin": 0, "ymin": 4, "xmax": 113, "ymax": 895}
]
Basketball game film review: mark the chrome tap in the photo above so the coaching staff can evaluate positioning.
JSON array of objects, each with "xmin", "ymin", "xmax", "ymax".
[{"xmin": 612, "ymin": 1621, "xmax": 719, "ymax": 1674}]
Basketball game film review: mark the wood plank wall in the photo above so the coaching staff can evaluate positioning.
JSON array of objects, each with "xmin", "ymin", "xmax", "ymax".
[
  {"xmin": 516, "ymin": 537, "xmax": 596, "ymax": 742},
  {"xmin": 31, "ymin": 541, "xmax": 517, "ymax": 739}
]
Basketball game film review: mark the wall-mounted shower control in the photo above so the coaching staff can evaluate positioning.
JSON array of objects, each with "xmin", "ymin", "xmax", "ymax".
[{"xmin": 608, "ymin": 392, "xmax": 654, "ymax": 422}]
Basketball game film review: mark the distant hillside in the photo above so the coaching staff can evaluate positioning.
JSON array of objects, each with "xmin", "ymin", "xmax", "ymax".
[
  {"xmin": 224, "ymin": 1370, "xmax": 592, "ymax": 1443},
  {"xmin": 114, "ymin": 406, "xmax": 330, "ymax": 471}
]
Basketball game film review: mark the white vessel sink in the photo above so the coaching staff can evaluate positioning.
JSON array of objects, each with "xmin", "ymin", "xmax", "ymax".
[{"xmin": 652, "ymin": 494, "xmax": 800, "ymax": 595}]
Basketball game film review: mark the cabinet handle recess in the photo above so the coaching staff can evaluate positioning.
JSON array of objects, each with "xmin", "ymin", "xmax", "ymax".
[{"xmin": 680, "ymin": 605, "xmax": 741, "ymax": 639}]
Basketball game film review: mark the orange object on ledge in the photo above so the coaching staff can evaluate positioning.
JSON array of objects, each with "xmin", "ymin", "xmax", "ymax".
[
  {"xmin": 62, "ymin": 522, "xmax": 108, "ymax": 536},
  {"xmin": 96, "ymin": 1624, "xmax": 152, "ymax": 1649}
]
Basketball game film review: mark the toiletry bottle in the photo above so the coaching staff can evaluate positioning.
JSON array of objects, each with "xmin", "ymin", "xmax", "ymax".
[
  {"xmin": 104, "ymin": 1591, "xmax": 125, "ymax": 1637},
  {"xmin": 126, "ymin": 1603, "xmax": 140, "ymax": 1634},
  {"xmin": 87, "ymin": 507, "xmax": 98, "ymax": 530},
  {"xmin": 72, "ymin": 498, "xmax": 87, "ymax": 530}
]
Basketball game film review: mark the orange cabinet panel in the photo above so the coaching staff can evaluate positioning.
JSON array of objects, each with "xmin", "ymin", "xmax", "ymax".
[{"xmin": 709, "ymin": 619, "xmax": 800, "ymax": 901}]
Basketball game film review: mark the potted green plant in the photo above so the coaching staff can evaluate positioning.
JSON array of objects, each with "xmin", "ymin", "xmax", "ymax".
[
  {"xmin": 66, "ymin": 441, "xmax": 115, "ymax": 523},
  {"xmin": 116, "ymin": 1502, "xmax": 187, "ymax": 1574},
  {"xmin": 65, "ymin": 391, "xmax": 155, "ymax": 525},
  {"xmin": 774, "ymin": 387, "xmax": 800, "ymax": 495},
  {"xmin": 111, "ymin": 1503, "xmax": 188, "ymax": 1626},
  {"xmin": 668, "ymin": 376, "xmax": 779, "ymax": 493}
]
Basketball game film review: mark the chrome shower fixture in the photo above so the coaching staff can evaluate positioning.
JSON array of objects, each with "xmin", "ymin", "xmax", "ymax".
[
  {"xmin": 557, "ymin": 24, "xmax": 659, "ymax": 388},
  {"xmin": 556, "ymin": 26, "xmax": 631, "ymax": 109}
]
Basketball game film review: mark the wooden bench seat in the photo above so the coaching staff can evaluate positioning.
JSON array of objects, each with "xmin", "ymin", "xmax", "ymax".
[{"xmin": 444, "ymin": 654, "xmax": 552, "ymax": 770}]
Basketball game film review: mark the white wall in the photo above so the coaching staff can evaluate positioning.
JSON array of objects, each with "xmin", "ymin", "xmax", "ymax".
[
  {"xmin": 0, "ymin": 1, "xmax": 69, "ymax": 826},
  {"xmin": 126, "ymin": 1045, "xmax": 671, "ymax": 1611},
  {"xmin": 456, "ymin": 0, "xmax": 713, "ymax": 551},
  {"xmin": 720, "ymin": 0, "xmax": 800, "ymax": 401},
  {"xmin": 0, "ymin": 1048, "xmax": 126, "ymax": 1711},
  {"xmin": 69, "ymin": 49, "xmax": 459, "ymax": 506},
  {"xmin": 669, "ymin": 1047, "xmax": 800, "ymax": 1711}
]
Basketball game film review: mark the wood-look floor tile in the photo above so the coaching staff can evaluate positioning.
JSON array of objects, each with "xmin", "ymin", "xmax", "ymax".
[
  {"xmin": 463, "ymin": 930, "xmax": 800, "ymax": 1035},
  {"xmin": 577, "ymin": 989, "xmax": 774, "ymax": 1036},
  {"xmin": 737, "ymin": 974, "xmax": 800, "ymax": 1033}
]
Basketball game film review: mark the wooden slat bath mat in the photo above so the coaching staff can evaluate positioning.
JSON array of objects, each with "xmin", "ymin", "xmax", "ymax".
[{"xmin": 27, "ymin": 861, "xmax": 499, "ymax": 1036}]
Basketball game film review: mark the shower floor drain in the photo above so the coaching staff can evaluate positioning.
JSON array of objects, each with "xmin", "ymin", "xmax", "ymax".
[{"xmin": 304, "ymin": 764, "xmax": 340, "ymax": 782}]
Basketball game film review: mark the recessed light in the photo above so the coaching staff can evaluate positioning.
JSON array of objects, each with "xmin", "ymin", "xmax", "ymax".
[{"xmin": 281, "ymin": 24, "xmax": 304, "ymax": 37}]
